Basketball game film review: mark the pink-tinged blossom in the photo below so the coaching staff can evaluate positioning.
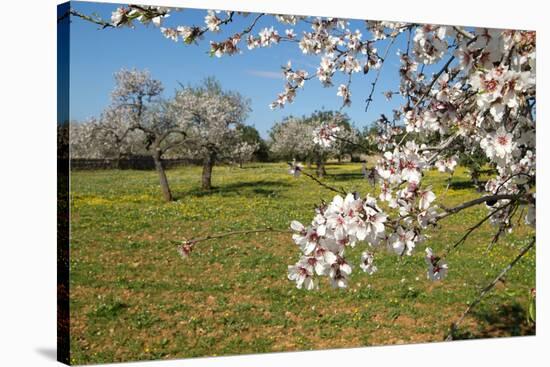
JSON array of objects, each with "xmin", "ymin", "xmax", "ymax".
[
  {"xmin": 204, "ymin": 10, "xmax": 221, "ymax": 32},
  {"xmin": 288, "ymin": 159, "xmax": 304, "ymax": 177},
  {"xmin": 337, "ymin": 84, "xmax": 352, "ymax": 107},
  {"xmin": 435, "ymin": 156, "xmax": 458, "ymax": 173},
  {"xmin": 360, "ymin": 252, "xmax": 378, "ymax": 274},
  {"xmin": 418, "ymin": 188, "xmax": 436, "ymax": 210},
  {"xmin": 413, "ymin": 25, "xmax": 448, "ymax": 64},
  {"xmin": 313, "ymin": 123, "xmax": 341, "ymax": 148},
  {"xmin": 177, "ymin": 242, "xmax": 193, "ymax": 259},
  {"xmin": 480, "ymin": 127, "xmax": 517, "ymax": 163},
  {"xmin": 425, "ymin": 248, "xmax": 448, "ymax": 281},
  {"xmin": 288, "ymin": 259, "xmax": 318, "ymax": 290},
  {"xmin": 389, "ymin": 227, "xmax": 416, "ymax": 256}
]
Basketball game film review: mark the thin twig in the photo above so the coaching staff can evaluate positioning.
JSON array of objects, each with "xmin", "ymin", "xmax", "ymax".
[
  {"xmin": 413, "ymin": 55, "xmax": 456, "ymax": 109},
  {"xmin": 241, "ymin": 14, "xmax": 265, "ymax": 35},
  {"xmin": 446, "ymin": 237, "xmax": 536, "ymax": 341},
  {"xmin": 442, "ymin": 201, "xmax": 513, "ymax": 257},
  {"xmin": 300, "ymin": 170, "xmax": 347, "ymax": 195},
  {"xmin": 452, "ymin": 26, "xmax": 476, "ymax": 41},
  {"xmin": 413, "ymin": 36, "xmax": 477, "ymax": 109},
  {"xmin": 61, "ymin": 9, "xmax": 115, "ymax": 28},
  {"xmin": 365, "ymin": 36, "xmax": 398, "ymax": 114}
]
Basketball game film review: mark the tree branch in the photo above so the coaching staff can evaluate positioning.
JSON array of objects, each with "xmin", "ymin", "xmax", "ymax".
[
  {"xmin": 442, "ymin": 200, "xmax": 513, "ymax": 256},
  {"xmin": 61, "ymin": 9, "xmax": 115, "ymax": 29},
  {"xmin": 299, "ymin": 169, "xmax": 347, "ymax": 195},
  {"xmin": 446, "ymin": 236, "xmax": 536, "ymax": 340},
  {"xmin": 436, "ymin": 194, "xmax": 520, "ymax": 221},
  {"xmin": 365, "ymin": 35, "xmax": 398, "ymax": 113},
  {"xmin": 413, "ymin": 36, "xmax": 477, "ymax": 109}
]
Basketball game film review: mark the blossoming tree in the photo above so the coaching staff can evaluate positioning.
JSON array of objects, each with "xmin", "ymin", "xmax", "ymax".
[
  {"xmin": 105, "ymin": 68, "xmax": 187, "ymax": 202},
  {"xmin": 69, "ymin": 108, "xmax": 149, "ymax": 166},
  {"xmin": 66, "ymin": 4, "xmax": 536, "ymax": 336},
  {"xmin": 270, "ymin": 111, "xmax": 360, "ymax": 177},
  {"xmin": 231, "ymin": 141, "xmax": 259, "ymax": 168},
  {"xmin": 171, "ymin": 77, "xmax": 251, "ymax": 189},
  {"xmin": 269, "ymin": 116, "xmax": 323, "ymax": 175}
]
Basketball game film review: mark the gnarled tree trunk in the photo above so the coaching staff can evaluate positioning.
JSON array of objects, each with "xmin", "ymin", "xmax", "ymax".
[
  {"xmin": 202, "ymin": 150, "xmax": 216, "ymax": 190},
  {"xmin": 114, "ymin": 150, "xmax": 122, "ymax": 170},
  {"xmin": 316, "ymin": 156, "xmax": 326, "ymax": 178},
  {"xmin": 152, "ymin": 148, "xmax": 173, "ymax": 202}
]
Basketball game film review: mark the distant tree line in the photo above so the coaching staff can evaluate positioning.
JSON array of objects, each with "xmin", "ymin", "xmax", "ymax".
[{"xmin": 69, "ymin": 69, "xmax": 378, "ymax": 200}]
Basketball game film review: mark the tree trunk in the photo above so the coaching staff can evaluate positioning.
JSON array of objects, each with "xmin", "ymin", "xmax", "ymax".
[
  {"xmin": 115, "ymin": 150, "xmax": 122, "ymax": 170},
  {"xmin": 316, "ymin": 157, "xmax": 326, "ymax": 178},
  {"xmin": 152, "ymin": 149, "xmax": 173, "ymax": 202},
  {"xmin": 202, "ymin": 150, "xmax": 216, "ymax": 190}
]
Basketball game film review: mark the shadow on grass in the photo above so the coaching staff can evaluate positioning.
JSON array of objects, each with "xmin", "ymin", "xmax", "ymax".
[
  {"xmin": 176, "ymin": 179, "xmax": 291, "ymax": 199},
  {"xmin": 325, "ymin": 172, "xmax": 365, "ymax": 181},
  {"xmin": 448, "ymin": 180, "xmax": 486, "ymax": 191},
  {"xmin": 450, "ymin": 302, "xmax": 535, "ymax": 340}
]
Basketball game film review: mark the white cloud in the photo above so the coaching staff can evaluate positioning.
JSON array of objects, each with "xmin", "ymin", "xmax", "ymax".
[{"xmin": 246, "ymin": 70, "xmax": 283, "ymax": 79}]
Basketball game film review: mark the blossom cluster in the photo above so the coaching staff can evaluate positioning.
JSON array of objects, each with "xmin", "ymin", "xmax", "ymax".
[
  {"xmin": 312, "ymin": 123, "xmax": 341, "ymax": 148},
  {"xmin": 294, "ymin": 25, "xmax": 535, "ymax": 289},
  {"xmin": 288, "ymin": 193, "xmax": 386, "ymax": 289},
  {"xmin": 111, "ymin": 5, "xmax": 170, "ymax": 28},
  {"xmin": 287, "ymin": 183, "xmax": 444, "ymax": 289}
]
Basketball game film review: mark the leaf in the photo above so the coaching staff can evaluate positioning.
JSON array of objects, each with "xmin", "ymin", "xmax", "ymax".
[{"xmin": 528, "ymin": 298, "xmax": 536, "ymax": 323}]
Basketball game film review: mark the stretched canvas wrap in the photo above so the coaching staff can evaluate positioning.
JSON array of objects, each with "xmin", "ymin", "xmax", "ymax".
[{"xmin": 57, "ymin": 1, "xmax": 537, "ymax": 365}]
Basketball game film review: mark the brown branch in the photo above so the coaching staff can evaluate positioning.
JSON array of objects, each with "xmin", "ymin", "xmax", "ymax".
[
  {"xmin": 365, "ymin": 35, "xmax": 398, "ymax": 113},
  {"xmin": 446, "ymin": 236, "xmax": 535, "ymax": 341},
  {"xmin": 495, "ymin": 172, "xmax": 535, "ymax": 194},
  {"xmin": 240, "ymin": 13, "xmax": 264, "ymax": 35},
  {"xmin": 419, "ymin": 133, "xmax": 460, "ymax": 154},
  {"xmin": 413, "ymin": 36, "xmax": 477, "ymax": 109},
  {"xmin": 425, "ymin": 133, "xmax": 461, "ymax": 164},
  {"xmin": 442, "ymin": 200, "xmax": 513, "ymax": 256},
  {"xmin": 332, "ymin": 134, "xmax": 374, "ymax": 155},
  {"xmin": 413, "ymin": 55, "xmax": 456, "ymax": 109},
  {"xmin": 300, "ymin": 170, "xmax": 347, "ymax": 195},
  {"xmin": 436, "ymin": 194, "xmax": 520, "ymax": 221},
  {"xmin": 63, "ymin": 9, "xmax": 115, "ymax": 29}
]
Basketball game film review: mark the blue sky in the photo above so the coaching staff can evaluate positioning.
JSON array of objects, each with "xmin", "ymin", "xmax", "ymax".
[{"xmin": 65, "ymin": 1, "xmax": 412, "ymax": 137}]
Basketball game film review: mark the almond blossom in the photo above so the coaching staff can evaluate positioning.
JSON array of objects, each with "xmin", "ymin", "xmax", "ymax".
[
  {"xmin": 389, "ymin": 227, "xmax": 416, "ymax": 256},
  {"xmin": 313, "ymin": 123, "xmax": 341, "ymax": 148},
  {"xmin": 359, "ymin": 252, "xmax": 378, "ymax": 274},
  {"xmin": 425, "ymin": 248, "xmax": 448, "ymax": 281},
  {"xmin": 288, "ymin": 259, "xmax": 318, "ymax": 290}
]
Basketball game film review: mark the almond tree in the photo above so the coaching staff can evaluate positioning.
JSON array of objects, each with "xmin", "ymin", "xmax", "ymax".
[
  {"xmin": 69, "ymin": 119, "xmax": 103, "ymax": 159},
  {"xmin": 269, "ymin": 116, "xmax": 318, "ymax": 170},
  {"xmin": 270, "ymin": 112, "xmax": 358, "ymax": 177},
  {"xmin": 232, "ymin": 141, "xmax": 259, "ymax": 168},
  {"xmin": 69, "ymin": 111, "xmax": 148, "ymax": 164},
  {"xmin": 172, "ymin": 78, "xmax": 251, "ymax": 190},
  {"xmin": 107, "ymin": 68, "xmax": 187, "ymax": 201}
]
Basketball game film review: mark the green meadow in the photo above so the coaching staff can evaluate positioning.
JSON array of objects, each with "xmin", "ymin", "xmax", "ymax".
[{"xmin": 69, "ymin": 162, "xmax": 535, "ymax": 364}]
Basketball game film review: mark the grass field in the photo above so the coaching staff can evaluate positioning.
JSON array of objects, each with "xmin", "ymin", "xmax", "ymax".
[{"xmin": 69, "ymin": 162, "xmax": 535, "ymax": 364}]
